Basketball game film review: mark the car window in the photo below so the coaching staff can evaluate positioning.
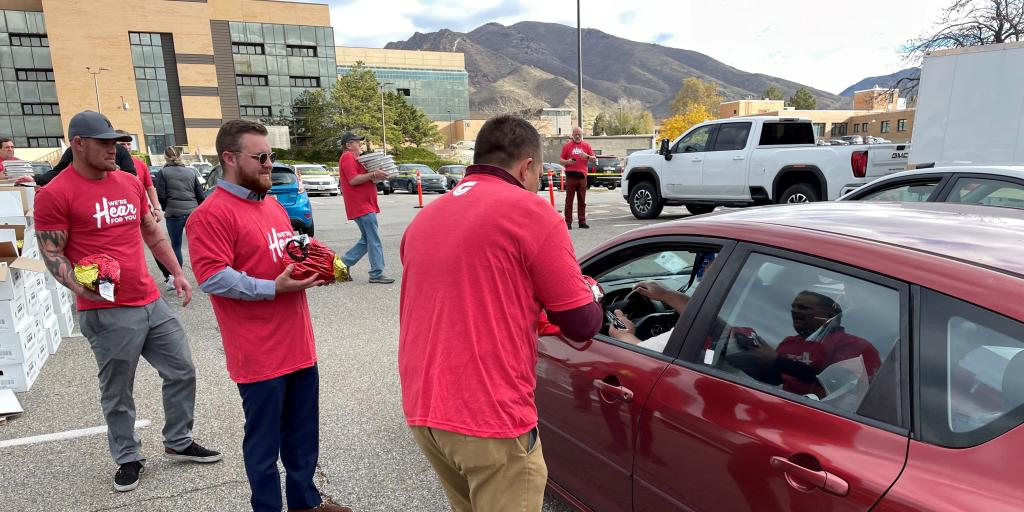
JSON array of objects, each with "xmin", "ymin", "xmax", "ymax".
[
  {"xmin": 857, "ymin": 179, "xmax": 941, "ymax": 202},
  {"xmin": 594, "ymin": 248, "xmax": 720, "ymax": 356},
  {"xmin": 271, "ymin": 171, "xmax": 295, "ymax": 186},
  {"xmin": 920, "ymin": 290, "xmax": 1024, "ymax": 447},
  {"xmin": 692, "ymin": 253, "xmax": 903, "ymax": 426},
  {"xmin": 297, "ymin": 166, "xmax": 329, "ymax": 175},
  {"xmin": 673, "ymin": 125, "xmax": 715, "ymax": 153},
  {"xmin": 711, "ymin": 123, "xmax": 751, "ymax": 151},
  {"xmin": 944, "ymin": 177, "xmax": 1024, "ymax": 209},
  {"xmin": 759, "ymin": 122, "xmax": 815, "ymax": 145}
]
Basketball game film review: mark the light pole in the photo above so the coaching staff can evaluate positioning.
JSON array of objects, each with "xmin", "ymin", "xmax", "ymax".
[
  {"xmin": 447, "ymin": 109, "xmax": 453, "ymax": 153},
  {"xmin": 86, "ymin": 67, "xmax": 111, "ymax": 113},
  {"xmin": 379, "ymin": 81, "xmax": 394, "ymax": 154},
  {"xmin": 576, "ymin": 0, "xmax": 583, "ymax": 131}
]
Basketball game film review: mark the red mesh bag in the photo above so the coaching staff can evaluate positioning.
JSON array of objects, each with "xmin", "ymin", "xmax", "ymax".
[
  {"xmin": 74, "ymin": 254, "xmax": 121, "ymax": 301},
  {"xmin": 284, "ymin": 235, "xmax": 352, "ymax": 283}
]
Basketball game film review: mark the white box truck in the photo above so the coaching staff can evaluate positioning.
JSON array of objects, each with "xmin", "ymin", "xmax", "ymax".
[{"xmin": 910, "ymin": 41, "xmax": 1024, "ymax": 168}]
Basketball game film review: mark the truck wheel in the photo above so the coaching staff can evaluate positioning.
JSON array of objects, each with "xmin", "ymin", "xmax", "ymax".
[
  {"xmin": 629, "ymin": 182, "xmax": 664, "ymax": 219},
  {"xmin": 606, "ymin": 182, "xmax": 616, "ymax": 190},
  {"xmin": 778, "ymin": 183, "xmax": 820, "ymax": 204},
  {"xmin": 685, "ymin": 204, "xmax": 715, "ymax": 215}
]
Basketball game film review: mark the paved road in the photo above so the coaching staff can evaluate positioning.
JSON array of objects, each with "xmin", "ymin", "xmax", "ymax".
[{"xmin": 0, "ymin": 186, "xmax": 689, "ymax": 511}]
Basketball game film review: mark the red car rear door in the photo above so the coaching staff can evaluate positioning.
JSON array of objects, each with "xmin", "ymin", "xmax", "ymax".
[{"xmin": 633, "ymin": 245, "xmax": 911, "ymax": 511}]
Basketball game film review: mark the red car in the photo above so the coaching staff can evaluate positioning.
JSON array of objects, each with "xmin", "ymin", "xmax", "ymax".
[{"xmin": 538, "ymin": 202, "xmax": 1024, "ymax": 512}]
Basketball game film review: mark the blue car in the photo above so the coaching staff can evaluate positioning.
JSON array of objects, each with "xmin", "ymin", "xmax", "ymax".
[{"xmin": 204, "ymin": 163, "xmax": 315, "ymax": 235}]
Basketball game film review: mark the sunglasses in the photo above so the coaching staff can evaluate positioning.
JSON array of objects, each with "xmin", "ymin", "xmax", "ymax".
[{"xmin": 234, "ymin": 151, "xmax": 275, "ymax": 165}]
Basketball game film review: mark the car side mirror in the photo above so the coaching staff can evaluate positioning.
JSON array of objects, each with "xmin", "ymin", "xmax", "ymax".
[{"xmin": 659, "ymin": 138, "xmax": 670, "ymax": 155}]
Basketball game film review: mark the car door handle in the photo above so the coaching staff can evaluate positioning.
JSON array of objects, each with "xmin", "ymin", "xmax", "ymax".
[
  {"xmin": 691, "ymin": 158, "xmax": 702, "ymax": 163},
  {"xmin": 770, "ymin": 456, "xmax": 849, "ymax": 497},
  {"xmin": 593, "ymin": 379, "xmax": 634, "ymax": 402},
  {"xmin": 732, "ymin": 156, "xmax": 745, "ymax": 161}
]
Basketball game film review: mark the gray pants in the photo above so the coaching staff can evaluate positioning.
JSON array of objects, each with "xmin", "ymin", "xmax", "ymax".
[{"xmin": 79, "ymin": 298, "xmax": 196, "ymax": 464}]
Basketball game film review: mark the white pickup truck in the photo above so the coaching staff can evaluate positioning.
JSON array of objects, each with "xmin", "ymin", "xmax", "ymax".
[{"xmin": 621, "ymin": 116, "xmax": 910, "ymax": 219}]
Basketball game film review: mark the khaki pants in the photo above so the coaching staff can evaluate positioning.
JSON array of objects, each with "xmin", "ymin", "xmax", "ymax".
[{"xmin": 410, "ymin": 426, "xmax": 548, "ymax": 512}]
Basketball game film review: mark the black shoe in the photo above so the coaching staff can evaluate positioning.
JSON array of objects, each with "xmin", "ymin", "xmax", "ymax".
[
  {"xmin": 579, "ymin": 222, "xmax": 590, "ymax": 229},
  {"xmin": 369, "ymin": 276, "xmax": 396, "ymax": 284},
  {"xmin": 566, "ymin": 223, "xmax": 572, "ymax": 230},
  {"xmin": 165, "ymin": 441, "xmax": 223, "ymax": 463},
  {"xmin": 114, "ymin": 461, "xmax": 144, "ymax": 492}
]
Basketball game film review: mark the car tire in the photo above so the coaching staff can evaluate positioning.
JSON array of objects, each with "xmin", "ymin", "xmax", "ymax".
[
  {"xmin": 330, "ymin": 192, "xmax": 339, "ymax": 196},
  {"xmin": 778, "ymin": 182, "xmax": 820, "ymax": 204},
  {"xmin": 382, "ymin": 187, "xmax": 391, "ymax": 195},
  {"xmin": 606, "ymin": 182, "xmax": 616, "ymax": 190},
  {"xmin": 685, "ymin": 204, "xmax": 715, "ymax": 216},
  {"xmin": 407, "ymin": 182, "xmax": 416, "ymax": 194},
  {"xmin": 629, "ymin": 182, "xmax": 664, "ymax": 220}
]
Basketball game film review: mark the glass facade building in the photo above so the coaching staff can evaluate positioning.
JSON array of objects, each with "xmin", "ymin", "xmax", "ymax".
[
  {"xmin": 0, "ymin": 10, "xmax": 61, "ymax": 148},
  {"xmin": 129, "ymin": 32, "xmax": 178, "ymax": 155},
  {"xmin": 229, "ymin": 21, "xmax": 335, "ymax": 121},
  {"xmin": 338, "ymin": 65, "xmax": 469, "ymax": 121}
]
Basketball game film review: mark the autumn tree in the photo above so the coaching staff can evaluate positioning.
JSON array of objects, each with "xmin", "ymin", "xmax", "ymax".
[
  {"xmin": 670, "ymin": 77, "xmax": 722, "ymax": 118},
  {"xmin": 659, "ymin": 104, "xmax": 713, "ymax": 142},
  {"xmin": 788, "ymin": 88, "xmax": 817, "ymax": 110},
  {"xmin": 763, "ymin": 86, "xmax": 784, "ymax": 101}
]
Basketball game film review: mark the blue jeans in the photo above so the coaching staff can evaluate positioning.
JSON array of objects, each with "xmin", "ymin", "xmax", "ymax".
[
  {"xmin": 342, "ymin": 212, "xmax": 384, "ymax": 278},
  {"xmin": 157, "ymin": 214, "xmax": 188, "ymax": 279},
  {"xmin": 237, "ymin": 365, "xmax": 322, "ymax": 512}
]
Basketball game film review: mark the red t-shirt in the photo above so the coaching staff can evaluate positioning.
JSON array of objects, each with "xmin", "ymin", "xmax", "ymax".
[
  {"xmin": 132, "ymin": 157, "xmax": 153, "ymax": 189},
  {"xmin": 776, "ymin": 328, "xmax": 882, "ymax": 396},
  {"xmin": 33, "ymin": 166, "xmax": 159, "ymax": 311},
  {"xmin": 399, "ymin": 171, "xmax": 595, "ymax": 438},
  {"xmin": 560, "ymin": 140, "xmax": 593, "ymax": 174},
  {"xmin": 0, "ymin": 156, "xmax": 19, "ymax": 175},
  {"xmin": 186, "ymin": 188, "xmax": 316, "ymax": 384},
  {"xmin": 338, "ymin": 152, "xmax": 379, "ymax": 220}
]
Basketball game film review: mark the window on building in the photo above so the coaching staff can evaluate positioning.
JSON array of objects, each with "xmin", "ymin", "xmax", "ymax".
[
  {"xmin": 21, "ymin": 103, "xmax": 59, "ymax": 115},
  {"xmin": 240, "ymin": 105, "xmax": 272, "ymax": 118},
  {"xmin": 830, "ymin": 123, "xmax": 848, "ymax": 137},
  {"xmin": 286, "ymin": 45, "xmax": 317, "ymax": 57},
  {"xmin": 27, "ymin": 137, "xmax": 61, "ymax": 148},
  {"xmin": 881, "ymin": 121, "xmax": 891, "ymax": 133},
  {"xmin": 853, "ymin": 123, "xmax": 860, "ymax": 133},
  {"xmin": 811, "ymin": 123, "xmax": 825, "ymax": 138},
  {"xmin": 288, "ymin": 76, "xmax": 320, "ymax": 88},
  {"xmin": 397, "ymin": 88, "xmax": 411, "ymax": 96},
  {"xmin": 16, "ymin": 69, "xmax": 54, "ymax": 82},
  {"xmin": 897, "ymin": 119, "xmax": 907, "ymax": 132},
  {"xmin": 129, "ymin": 32, "xmax": 178, "ymax": 153},
  {"xmin": 232, "ymin": 42, "xmax": 265, "ymax": 55},
  {"xmin": 236, "ymin": 75, "xmax": 269, "ymax": 86},
  {"xmin": 10, "ymin": 34, "xmax": 48, "ymax": 47},
  {"xmin": 862, "ymin": 123, "xmax": 868, "ymax": 132}
]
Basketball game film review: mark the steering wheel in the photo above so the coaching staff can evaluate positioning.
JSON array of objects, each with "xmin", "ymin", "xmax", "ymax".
[{"xmin": 605, "ymin": 289, "xmax": 655, "ymax": 318}]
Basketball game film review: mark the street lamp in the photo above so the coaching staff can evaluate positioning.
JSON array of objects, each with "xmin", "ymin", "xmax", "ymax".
[
  {"xmin": 86, "ymin": 67, "xmax": 111, "ymax": 113},
  {"xmin": 379, "ymin": 81, "xmax": 394, "ymax": 154},
  {"xmin": 447, "ymin": 109, "xmax": 453, "ymax": 153}
]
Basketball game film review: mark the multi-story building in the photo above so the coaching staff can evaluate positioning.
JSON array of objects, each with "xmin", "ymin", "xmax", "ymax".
[
  {"xmin": 0, "ymin": 0, "xmax": 333, "ymax": 156},
  {"xmin": 336, "ymin": 48, "xmax": 469, "ymax": 123}
]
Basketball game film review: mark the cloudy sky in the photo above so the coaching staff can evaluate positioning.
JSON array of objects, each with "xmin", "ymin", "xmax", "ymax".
[{"xmin": 312, "ymin": 0, "xmax": 946, "ymax": 94}]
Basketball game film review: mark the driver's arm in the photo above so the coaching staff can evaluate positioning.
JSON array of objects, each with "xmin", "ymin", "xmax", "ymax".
[{"xmin": 634, "ymin": 281, "xmax": 691, "ymax": 312}]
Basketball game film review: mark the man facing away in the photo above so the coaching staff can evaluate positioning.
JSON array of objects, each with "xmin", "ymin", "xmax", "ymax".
[
  {"xmin": 559, "ymin": 126, "xmax": 597, "ymax": 229},
  {"xmin": 186, "ymin": 120, "xmax": 350, "ymax": 512},
  {"xmin": 33, "ymin": 111, "xmax": 220, "ymax": 493},
  {"xmin": 337, "ymin": 131, "xmax": 394, "ymax": 284},
  {"xmin": 399, "ymin": 115, "xmax": 602, "ymax": 511}
]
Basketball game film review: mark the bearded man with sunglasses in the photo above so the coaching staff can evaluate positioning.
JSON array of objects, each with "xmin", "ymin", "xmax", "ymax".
[{"xmin": 186, "ymin": 120, "xmax": 350, "ymax": 512}]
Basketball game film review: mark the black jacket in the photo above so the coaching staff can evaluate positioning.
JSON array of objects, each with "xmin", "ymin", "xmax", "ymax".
[{"xmin": 35, "ymin": 144, "xmax": 137, "ymax": 186}]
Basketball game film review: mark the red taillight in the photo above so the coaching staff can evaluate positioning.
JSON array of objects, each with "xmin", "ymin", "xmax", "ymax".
[
  {"xmin": 851, "ymin": 150, "xmax": 868, "ymax": 178},
  {"xmin": 296, "ymin": 173, "xmax": 306, "ymax": 193}
]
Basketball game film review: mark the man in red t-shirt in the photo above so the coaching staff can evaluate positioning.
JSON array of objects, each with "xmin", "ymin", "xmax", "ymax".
[
  {"xmin": 33, "ymin": 111, "xmax": 220, "ymax": 493},
  {"xmin": 559, "ymin": 126, "xmax": 596, "ymax": 229},
  {"xmin": 337, "ymin": 131, "xmax": 393, "ymax": 284},
  {"xmin": 186, "ymin": 120, "xmax": 350, "ymax": 512},
  {"xmin": 0, "ymin": 137, "xmax": 19, "ymax": 178},
  {"xmin": 400, "ymin": 115, "xmax": 602, "ymax": 511}
]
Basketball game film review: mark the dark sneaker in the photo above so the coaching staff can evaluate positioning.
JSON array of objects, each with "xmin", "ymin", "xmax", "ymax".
[
  {"xmin": 114, "ymin": 461, "xmax": 144, "ymax": 492},
  {"xmin": 566, "ymin": 223, "xmax": 573, "ymax": 230},
  {"xmin": 368, "ymin": 276, "xmax": 395, "ymax": 284},
  {"xmin": 164, "ymin": 441, "xmax": 223, "ymax": 463},
  {"xmin": 579, "ymin": 222, "xmax": 590, "ymax": 229},
  {"xmin": 290, "ymin": 498, "xmax": 353, "ymax": 512}
]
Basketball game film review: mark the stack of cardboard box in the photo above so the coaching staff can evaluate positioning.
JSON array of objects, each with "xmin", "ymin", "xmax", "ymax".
[{"xmin": 0, "ymin": 185, "xmax": 74, "ymax": 393}]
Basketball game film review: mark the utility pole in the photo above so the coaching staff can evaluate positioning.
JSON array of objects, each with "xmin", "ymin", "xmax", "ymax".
[
  {"xmin": 86, "ymin": 67, "xmax": 111, "ymax": 113},
  {"xmin": 576, "ymin": 0, "xmax": 583, "ymax": 131}
]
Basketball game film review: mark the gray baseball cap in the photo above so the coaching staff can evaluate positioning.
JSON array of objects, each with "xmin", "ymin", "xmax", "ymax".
[{"xmin": 68, "ymin": 111, "xmax": 132, "ymax": 141}]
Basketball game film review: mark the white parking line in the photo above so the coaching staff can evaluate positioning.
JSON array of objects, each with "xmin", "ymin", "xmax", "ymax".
[{"xmin": 0, "ymin": 420, "xmax": 152, "ymax": 449}]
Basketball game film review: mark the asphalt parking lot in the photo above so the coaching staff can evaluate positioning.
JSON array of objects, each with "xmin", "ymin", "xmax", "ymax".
[{"xmin": 0, "ymin": 186, "xmax": 689, "ymax": 511}]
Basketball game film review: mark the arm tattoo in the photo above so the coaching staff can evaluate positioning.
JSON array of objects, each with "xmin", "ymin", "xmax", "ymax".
[{"xmin": 36, "ymin": 230, "xmax": 82, "ymax": 292}]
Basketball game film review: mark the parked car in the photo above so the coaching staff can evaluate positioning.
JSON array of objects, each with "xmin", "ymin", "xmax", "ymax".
[
  {"xmin": 192, "ymin": 161, "xmax": 214, "ymax": 177},
  {"xmin": 390, "ymin": 164, "xmax": 447, "ymax": 194},
  {"xmin": 437, "ymin": 165, "xmax": 467, "ymax": 190},
  {"xmin": 538, "ymin": 201, "xmax": 1024, "ymax": 512},
  {"xmin": 293, "ymin": 163, "xmax": 339, "ymax": 196},
  {"xmin": 149, "ymin": 165, "xmax": 162, "ymax": 182},
  {"xmin": 588, "ymin": 155, "xmax": 624, "ymax": 190},
  {"xmin": 539, "ymin": 163, "xmax": 565, "ymax": 190},
  {"xmin": 840, "ymin": 166, "xmax": 1024, "ymax": 209},
  {"xmin": 621, "ymin": 116, "xmax": 910, "ymax": 219},
  {"xmin": 376, "ymin": 179, "xmax": 392, "ymax": 195},
  {"xmin": 204, "ymin": 163, "xmax": 314, "ymax": 235},
  {"xmin": 839, "ymin": 135, "xmax": 865, "ymax": 145},
  {"xmin": 328, "ymin": 166, "xmax": 339, "ymax": 177}
]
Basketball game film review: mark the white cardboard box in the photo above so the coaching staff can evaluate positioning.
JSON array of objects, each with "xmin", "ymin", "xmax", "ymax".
[
  {"xmin": 56, "ymin": 303, "xmax": 74, "ymax": 338},
  {"xmin": 0, "ymin": 185, "xmax": 34, "ymax": 213},
  {"xmin": 0, "ymin": 291, "xmax": 29, "ymax": 334},
  {"xmin": 42, "ymin": 317, "xmax": 60, "ymax": 354},
  {"xmin": 0, "ymin": 262, "xmax": 25, "ymax": 302},
  {"xmin": 0, "ymin": 338, "xmax": 46, "ymax": 392},
  {"xmin": 33, "ymin": 288, "xmax": 55, "ymax": 324},
  {"xmin": 0, "ymin": 317, "xmax": 40, "ymax": 364},
  {"xmin": 43, "ymin": 267, "xmax": 59, "ymax": 290},
  {"xmin": 0, "ymin": 223, "xmax": 34, "ymax": 257},
  {"xmin": 50, "ymin": 286, "xmax": 73, "ymax": 313}
]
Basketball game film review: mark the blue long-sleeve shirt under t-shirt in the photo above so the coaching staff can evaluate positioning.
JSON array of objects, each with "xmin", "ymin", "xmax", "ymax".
[{"xmin": 198, "ymin": 180, "xmax": 276, "ymax": 301}]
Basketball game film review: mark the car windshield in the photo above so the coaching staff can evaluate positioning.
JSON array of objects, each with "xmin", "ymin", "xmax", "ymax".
[
  {"xmin": 441, "ymin": 166, "xmax": 465, "ymax": 175},
  {"xmin": 401, "ymin": 165, "xmax": 436, "ymax": 174},
  {"xmin": 597, "ymin": 157, "xmax": 619, "ymax": 166},
  {"xmin": 271, "ymin": 170, "xmax": 296, "ymax": 186},
  {"xmin": 296, "ymin": 166, "xmax": 329, "ymax": 175}
]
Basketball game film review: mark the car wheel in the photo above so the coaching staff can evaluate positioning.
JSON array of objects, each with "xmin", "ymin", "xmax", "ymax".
[
  {"xmin": 407, "ymin": 182, "xmax": 416, "ymax": 194},
  {"xmin": 606, "ymin": 182, "xmax": 616, "ymax": 190},
  {"xmin": 629, "ymin": 182, "xmax": 664, "ymax": 220},
  {"xmin": 330, "ymin": 192, "xmax": 339, "ymax": 196},
  {"xmin": 685, "ymin": 204, "xmax": 715, "ymax": 216},
  {"xmin": 778, "ymin": 182, "xmax": 820, "ymax": 204}
]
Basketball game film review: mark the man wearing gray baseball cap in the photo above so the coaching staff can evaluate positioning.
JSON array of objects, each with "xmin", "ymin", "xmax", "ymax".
[{"xmin": 33, "ymin": 111, "xmax": 222, "ymax": 493}]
